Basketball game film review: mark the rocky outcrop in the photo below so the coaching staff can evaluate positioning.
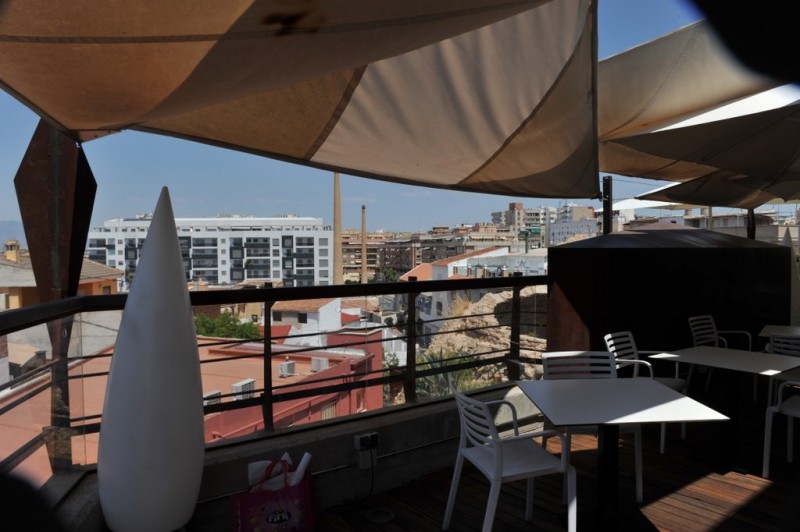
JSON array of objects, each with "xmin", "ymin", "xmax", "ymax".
[{"xmin": 427, "ymin": 286, "xmax": 547, "ymax": 381}]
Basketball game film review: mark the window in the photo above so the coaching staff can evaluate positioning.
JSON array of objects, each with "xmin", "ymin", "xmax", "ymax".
[
  {"xmin": 272, "ymin": 249, "xmax": 279, "ymax": 257},
  {"xmin": 319, "ymin": 249, "xmax": 328, "ymax": 257},
  {"xmin": 221, "ymin": 260, "xmax": 227, "ymax": 265},
  {"xmin": 273, "ymin": 260, "xmax": 280, "ymax": 267},
  {"xmin": 272, "ymin": 238, "xmax": 280, "ymax": 246},
  {"xmin": 272, "ymin": 310, "xmax": 282, "ymax": 321},
  {"xmin": 320, "ymin": 270, "xmax": 329, "ymax": 278},
  {"xmin": 298, "ymin": 313, "xmax": 308, "ymax": 324},
  {"xmin": 356, "ymin": 389, "xmax": 365, "ymax": 412},
  {"xmin": 319, "ymin": 238, "xmax": 329, "ymax": 246},
  {"xmin": 319, "ymin": 259, "xmax": 328, "ymax": 267},
  {"xmin": 321, "ymin": 401, "xmax": 336, "ymax": 420},
  {"xmin": 436, "ymin": 301, "xmax": 443, "ymax": 316},
  {"xmin": 102, "ymin": 286, "xmax": 111, "ymax": 295}
]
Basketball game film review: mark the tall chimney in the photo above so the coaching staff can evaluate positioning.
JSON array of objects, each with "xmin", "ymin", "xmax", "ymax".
[
  {"xmin": 4, "ymin": 240, "xmax": 20, "ymax": 262},
  {"xmin": 333, "ymin": 173, "xmax": 343, "ymax": 284},
  {"xmin": 361, "ymin": 205, "xmax": 368, "ymax": 283}
]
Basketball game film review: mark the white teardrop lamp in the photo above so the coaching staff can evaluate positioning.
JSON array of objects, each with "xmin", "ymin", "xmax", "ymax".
[{"xmin": 98, "ymin": 187, "xmax": 205, "ymax": 531}]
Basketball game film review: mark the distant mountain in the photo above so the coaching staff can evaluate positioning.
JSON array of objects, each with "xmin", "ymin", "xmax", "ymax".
[{"xmin": 0, "ymin": 220, "xmax": 26, "ymax": 249}]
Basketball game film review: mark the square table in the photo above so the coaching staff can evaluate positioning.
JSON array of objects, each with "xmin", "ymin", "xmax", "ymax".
[{"xmin": 516, "ymin": 377, "xmax": 726, "ymax": 523}]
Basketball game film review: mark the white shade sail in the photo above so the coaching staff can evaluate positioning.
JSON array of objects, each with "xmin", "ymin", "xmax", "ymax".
[
  {"xmin": 599, "ymin": 20, "xmax": 798, "ymax": 209},
  {"xmin": 0, "ymin": 0, "xmax": 600, "ymax": 199}
]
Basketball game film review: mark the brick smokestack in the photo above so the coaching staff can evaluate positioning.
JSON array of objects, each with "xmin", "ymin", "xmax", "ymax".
[
  {"xmin": 361, "ymin": 205, "xmax": 368, "ymax": 283},
  {"xmin": 333, "ymin": 173, "xmax": 343, "ymax": 284}
]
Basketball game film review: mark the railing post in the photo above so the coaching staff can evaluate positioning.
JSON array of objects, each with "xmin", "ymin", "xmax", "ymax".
[
  {"xmin": 507, "ymin": 285, "xmax": 522, "ymax": 380},
  {"xmin": 405, "ymin": 278, "xmax": 418, "ymax": 403},
  {"xmin": 262, "ymin": 300, "xmax": 275, "ymax": 431}
]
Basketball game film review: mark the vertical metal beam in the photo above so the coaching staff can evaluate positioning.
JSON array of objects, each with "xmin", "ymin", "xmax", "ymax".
[
  {"xmin": 747, "ymin": 208, "xmax": 756, "ymax": 239},
  {"xmin": 262, "ymin": 301, "xmax": 275, "ymax": 431},
  {"xmin": 14, "ymin": 120, "xmax": 97, "ymax": 471},
  {"xmin": 404, "ymin": 281, "xmax": 418, "ymax": 403},
  {"xmin": 507, "ymin": 285, "xmax": 522, "ymax": 380},
  {"xmin": 602, "ymin": 175, "xmax": 612, "ymax": 235}
]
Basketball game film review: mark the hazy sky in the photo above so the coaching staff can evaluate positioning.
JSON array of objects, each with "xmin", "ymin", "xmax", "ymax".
[{"xmin": 0, "ymin": 0, "xmax": 705, "ymax": 233}]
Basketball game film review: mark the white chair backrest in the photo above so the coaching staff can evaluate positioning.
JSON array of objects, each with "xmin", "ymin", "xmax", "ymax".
[
  {"xmin": 451, "ymin": 387, "xmax": 500, "ymax": 452},
  {"xmin": 688, "ymin": 315, "xmax": 720, "ymax": 346},
  {"xmin": 770, "ymin": 334, "xmax": 800, "ymax": 357},
  {"xmin": 603, "ymin": 331, "xmax": 642, "ymax": 375},
  {"xmin": 542, "ymin": 351, "xmax": 617, "ymax": 380}
]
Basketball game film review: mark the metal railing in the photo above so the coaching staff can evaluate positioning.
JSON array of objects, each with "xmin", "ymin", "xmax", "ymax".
[{"xmin": 0, "ymin": 275, "xmax": 547, "ymax": 481}]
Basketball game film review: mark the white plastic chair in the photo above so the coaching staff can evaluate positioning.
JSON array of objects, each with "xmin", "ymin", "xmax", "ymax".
[
  {"xmin": 766, "ymin": 334, "xmax": 800, "ymax": 403},
  {"xmin": 604, "ymin": 331, "xmax": 688, "ymax": 454},
  {"xmin": 688, "ymin": 315, "xmax": 753, "ymax": 394},
  {"xmin": 762, "ymin": 380, "xmax": 800, "ymax": 478},
  {"xmin": 541, "ymin": 351, "xmax": 644, "ymax": 502},
  {"xmin": 443, "ymin": 386, "xmax": 576, "ymax": 532}
]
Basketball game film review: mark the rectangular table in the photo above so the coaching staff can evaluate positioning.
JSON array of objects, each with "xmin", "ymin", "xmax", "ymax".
[
  {"xmin": 652, "ymin": 345, "xmax": 800, "ymax": 470},
  {"xmin": 759, "ymin": 324, "xmax": 800, "ymax": 338},
  {"xmin": 516, "ymin": 378, "xmax": 726, "ymax": 523},
  {"xmin": 651, "ymin": 345, "xmax": 800, "ymax": 377}
]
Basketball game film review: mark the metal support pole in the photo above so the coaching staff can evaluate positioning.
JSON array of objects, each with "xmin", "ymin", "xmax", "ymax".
[
  {"xmin": 405, "ymin": 282, "xmax": 418, "ymax": 403},
  {"xmin": 507, "ymin": 286, "xmax": 522, "ymax": 380},
  {"xmin": 747, "ymin": 208, "xmax": 756, "ymax": 239},
  {"xmin": 602, "ymin": 175, "xmax": 612, "ymax": 235},
  {"xmin": 262, "ymin": 300, "xmax": 275, "ymax": 431}
]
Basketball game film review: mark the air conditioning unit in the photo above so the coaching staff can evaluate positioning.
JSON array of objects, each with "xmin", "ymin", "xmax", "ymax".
[
  {"xmin": 232, "ymin": 378, "xmax": 256, "ymax": 400},
  {"xmin": 279, "ymin": 361, "xmax": 296, "ymax": 377},
  {"xmin": 203, "ymin": 390, "xmax": 221, "ymax": 405},
  {"xmin": 310, "ymin": 357, "xmax": 329, "ymax": 372}
]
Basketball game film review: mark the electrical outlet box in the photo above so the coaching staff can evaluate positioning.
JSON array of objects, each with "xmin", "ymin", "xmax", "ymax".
[
  {"xmin": 354, "ymin": 432, "xmax": 379, "ymax": 469},
  {"xmin": 354, "ymin": 432, "xmax": 379, "ymax": 451}
]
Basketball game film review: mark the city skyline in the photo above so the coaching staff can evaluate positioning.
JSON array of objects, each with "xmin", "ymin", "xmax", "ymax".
[{"xmin": 0, "ymin": 0, "xmax": 703, "ymax": 234}]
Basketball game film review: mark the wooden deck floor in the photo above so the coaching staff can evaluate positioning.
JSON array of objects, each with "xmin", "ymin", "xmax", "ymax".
[{"xmin": 318, "ymin": 374, "xmax": 800, "ymax": 531}]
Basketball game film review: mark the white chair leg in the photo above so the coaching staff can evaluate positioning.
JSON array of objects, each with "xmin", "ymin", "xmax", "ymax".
[
  {"xmin": 763, "ymin": 408, "xmax": 775, "ymax": 478},
  {"xmin": 660, "ymin": 423, "xmax": 666, "ymax": 454},
  {"xmin": 443, "ymin": 455, "xmax": 464, "ymax": 530},
  {"xmin": 525, "ymin": 478, "xmax": 534, "ymax": 521},
  {"xmin": 634, "ymin": 425, "xmax": 643, "ymax": 503},
  {"xmin": 565, "ymin": 465, "xmax": 577, "ymax": 532},
  {"xmin": 788, "ymin": 416, "xmax": 794, "ymax": 464},
  {"xmin": 482, "ymin": 481, "xmax": 502, "ymax": 532}
]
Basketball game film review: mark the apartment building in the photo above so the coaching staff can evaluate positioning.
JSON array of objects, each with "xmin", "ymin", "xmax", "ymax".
[{"xmin": 86, "ymin": 214, "xmax": 333, "ymax": 289}]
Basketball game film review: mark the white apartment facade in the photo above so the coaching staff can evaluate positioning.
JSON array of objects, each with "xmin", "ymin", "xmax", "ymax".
[{"xmin": 87, "ymin": 214, "xmax": 333, "ymax": 289}]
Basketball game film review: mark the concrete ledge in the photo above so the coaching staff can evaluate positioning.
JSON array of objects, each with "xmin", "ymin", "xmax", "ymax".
[{"xmin": 51, "ymin": 383, "xmax": 543, "ymax": 531}]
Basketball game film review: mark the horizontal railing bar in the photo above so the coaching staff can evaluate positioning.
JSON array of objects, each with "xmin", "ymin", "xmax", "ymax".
[
  {"xmin": 0, "ymin": 359, "xmax": 59, "ymax": 393},
  {"xmin": 0, "ymin": 276, "xmax": 546, "ymax": 337},
  {"xmin": 0, "ymin": 382, "xmax": 51, "ymax": 417},
  {"xmin": 0, "ymin": 433, "xmax": 47, "ymax": 475}
]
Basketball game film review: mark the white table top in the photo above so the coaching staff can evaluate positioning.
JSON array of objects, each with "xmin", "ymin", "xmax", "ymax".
[
  {"xmin": 759, "ymin": 325, "xmax": 800, "ymax": 338},
  {"xmin": 651, "ymin": 345, "xmax": 800, "ymax": 376},
  {"xmin": 516, "ymin": 378, "xmax": 727, "ymax": 427}
]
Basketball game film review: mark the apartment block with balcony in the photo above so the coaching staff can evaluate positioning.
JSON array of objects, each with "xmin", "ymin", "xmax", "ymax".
[{"xmin": 86, "ymin": 214, "xmax": 333, "ymax": 289}]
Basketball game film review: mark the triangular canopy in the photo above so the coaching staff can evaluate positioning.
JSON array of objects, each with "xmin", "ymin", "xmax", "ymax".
[
  {"xmin": 0, "ymin": 0, "xmax": 599, "ymax": 199},
  {"xmin": 599, "ymin": 20, "xmax": 797, "ymax": 209}
]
